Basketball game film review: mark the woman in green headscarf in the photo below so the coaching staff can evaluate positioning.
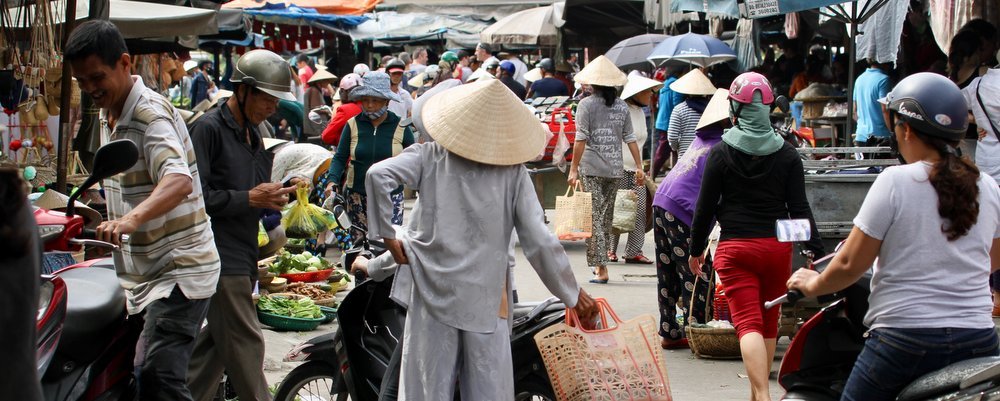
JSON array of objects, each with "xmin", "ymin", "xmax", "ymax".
[{"xmin": 686, "ymin": 72, "xmax": 825, "ymax": 401}]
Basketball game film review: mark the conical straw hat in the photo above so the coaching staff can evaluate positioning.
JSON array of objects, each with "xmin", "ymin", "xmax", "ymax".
[
  {"xmin": 524, "ymin": 67, "xmax": 543, "ymax": 82},
  {"xmin": 697, "ymin": 88, "xmax": 731, "ymax": 130},
  {"xmin": 308, "ymin": 68, "xmax": 337, "ymax": 85},
  {"xmin": 421, "ymin": 79, "xmax": 547, "ymax": 166},
  {"xmin": 573, "ymin": 55, "xmax": 627, "ymax": 87},
  {"xmin": 620, "ymin": 74, "xmax": 664, "ymax": 100},
  {"xmin": 669, "ymin": 69, "xmax": 716, "ymax": 96}
]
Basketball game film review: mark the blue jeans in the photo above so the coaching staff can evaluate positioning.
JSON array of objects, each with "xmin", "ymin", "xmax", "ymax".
[{"xmin": 842, "ymin": 327, "xmax": 999, "ymax": 401}]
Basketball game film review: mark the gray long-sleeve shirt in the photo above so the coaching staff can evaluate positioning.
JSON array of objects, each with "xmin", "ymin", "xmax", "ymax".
[{"xmin": 365, "ymin": 142, "xmax": 580, "ymax": 333}]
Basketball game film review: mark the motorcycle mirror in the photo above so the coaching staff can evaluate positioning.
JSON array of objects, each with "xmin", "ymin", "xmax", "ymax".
[
  {"xmin": 333, "ymin": 204, "xmax": 352, "ymax": 230},
  {"xmin": 67, "ymin": 139, "xmax": 139, "ymax": 217},
  {"xmin": 776, "ymin": 218, "xmax": 811, "ymax": 243},
  {"xmin": 774, "ymin": 95, "xmax": 790, "ymax": 114}
]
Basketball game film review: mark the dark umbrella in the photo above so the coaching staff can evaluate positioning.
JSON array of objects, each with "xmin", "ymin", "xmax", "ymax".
[
  {"xmin": 646, "ymin": 32, "xmax": 737, "ymax": 68},
  {"xmin": 604, "ymin": 33, "xmax": 670, "ymax": 72}
]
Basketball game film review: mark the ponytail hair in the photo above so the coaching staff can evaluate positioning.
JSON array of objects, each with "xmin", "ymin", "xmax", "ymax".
[
  {"xmin": 917, "ymin": 132, "xmax": 981, "ymax": 240},
  {"xmin": 592, "ymin": 85, "xmax": 617, "ymax": 107}
]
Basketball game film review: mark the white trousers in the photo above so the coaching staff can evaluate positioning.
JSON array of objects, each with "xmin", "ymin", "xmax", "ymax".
[{"xmin": 399, "ymin": 296, "xmax": 513, "ymax": 400}]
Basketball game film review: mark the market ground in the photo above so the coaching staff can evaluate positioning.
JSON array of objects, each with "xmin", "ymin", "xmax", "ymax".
[{"xmin": 260, "ymin": 205, "xmax": 788, "ymax": 400}]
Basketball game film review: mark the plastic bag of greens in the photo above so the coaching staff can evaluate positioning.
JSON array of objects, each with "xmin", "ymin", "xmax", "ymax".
[{"xmin": 281, "ymin": 184, "xmax": 338, "ymax": 238}]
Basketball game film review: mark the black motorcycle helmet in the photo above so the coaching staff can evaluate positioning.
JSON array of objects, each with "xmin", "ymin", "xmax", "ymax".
[{"xmin": 880, "ymin": 72, "xmax": 969, "ymax": 141}]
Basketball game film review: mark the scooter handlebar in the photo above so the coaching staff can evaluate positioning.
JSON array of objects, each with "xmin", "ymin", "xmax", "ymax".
[{"xmin": 764, "ymin": 290, "xmax": 804, "ymax": 310}]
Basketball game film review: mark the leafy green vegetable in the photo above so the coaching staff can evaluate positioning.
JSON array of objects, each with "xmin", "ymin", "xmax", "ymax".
[
  {"xmin": 268, "ymin": 250, "xmax": 332, "ymax": 275},
  {"xmin": 257, "ymin": 295, "xmax": 323, "ymax": 319}
]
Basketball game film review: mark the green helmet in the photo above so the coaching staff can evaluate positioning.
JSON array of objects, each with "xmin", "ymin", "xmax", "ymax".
[
  {"xmin": 441, "ymin": 51, "xmax": 459, "ymax": 63},
  {"xmin": 229, "ymin": 50, "xmax": 296, "ymax": 101}
]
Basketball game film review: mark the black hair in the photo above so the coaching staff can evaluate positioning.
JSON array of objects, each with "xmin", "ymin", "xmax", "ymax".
[
  {"xmin": 457, "ymin": 50, "xmax": 469, "ymax": 60},
  {"xmin": 64, "ymin": 20, "xmax": 127, "ymax": 67},
  {"xmin": 948, "ymin": 30, "xmax": 983, "ymax": 81},
  {"xmin": 592, "ymin": 85, "xmax": 617, "ymax": 107},
  {"xmin": 198, "ymin": 60, "xmax": 213, "ymax": 69},
  {"xmin": 906, "ymin": 122, "xmax": 982, "ymax": 241},
  {"xmin": 959, "ymin": 19, "xmax": 997, "ymax": 42}
]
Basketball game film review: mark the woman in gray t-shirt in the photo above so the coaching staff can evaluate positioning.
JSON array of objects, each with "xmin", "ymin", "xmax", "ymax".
[
  {"xmin": 787, "ymin": 73, "xmax": 1000, "ymax": 401},
  {"xmin": 568, "ymin": 84, "xmax": 645, "ymax": 283}
]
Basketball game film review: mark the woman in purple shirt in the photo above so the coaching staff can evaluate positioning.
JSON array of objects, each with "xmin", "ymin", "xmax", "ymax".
[{"xmin": 652, "ymin": 89, "xmax": 729, "ymax": 349}]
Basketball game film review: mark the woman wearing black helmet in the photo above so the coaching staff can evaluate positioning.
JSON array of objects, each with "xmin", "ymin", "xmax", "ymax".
[{"xmin": 788, "ymin": 72, "xmax": 1000, "ymax": 401}]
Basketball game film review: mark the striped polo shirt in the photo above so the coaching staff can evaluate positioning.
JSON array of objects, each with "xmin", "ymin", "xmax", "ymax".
[
  {"xmin": 667, "ymin": 102, "xmax": 703, "ymax": 159},
  {"xmin": 101, "ymin": 76, "xmax": 220, "ymax": 315}
]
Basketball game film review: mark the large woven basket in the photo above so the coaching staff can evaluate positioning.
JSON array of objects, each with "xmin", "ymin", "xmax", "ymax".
[{"xmin": 686, "ymin": 326, "xmax": 741, "ymax": 359}]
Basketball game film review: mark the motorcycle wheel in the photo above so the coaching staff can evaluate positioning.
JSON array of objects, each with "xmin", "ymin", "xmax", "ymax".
[
  {"xmin": 273, "ymin": 361, "xmax": 347, "ymax": 401},
  {"xmin": 514, "ymin": 376, "xmax": 557, "ymax": 401}
]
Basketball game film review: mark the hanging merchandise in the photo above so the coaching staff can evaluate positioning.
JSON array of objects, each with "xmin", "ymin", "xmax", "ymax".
[
  {"xmin": 785, "ymin": 12, "xmax": 800, "ymax": 39},
  {"xmin": 856, "ymin": 0, "xmax": 909, "ymax": 64},
  {"xmin": 733, "ymin": 18, "xmax": 762, "ymax": 73}
]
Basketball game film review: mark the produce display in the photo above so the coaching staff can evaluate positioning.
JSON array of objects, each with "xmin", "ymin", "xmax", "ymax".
[
  {"xmin": 286, "ymin": 282, "xmax": 336, "ymax": 302},
  {"xmin": 257, "ymin": 294, "xmax": 324, "ymax": 319},
  {"xmin": 268, "ymin": 249, "xmax": 332, "ymax": 275}
]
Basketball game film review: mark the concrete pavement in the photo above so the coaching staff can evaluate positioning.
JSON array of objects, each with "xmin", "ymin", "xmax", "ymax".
[{"xmin": 260, "ymin": 218, "xmax": 789, "ymax": 400}]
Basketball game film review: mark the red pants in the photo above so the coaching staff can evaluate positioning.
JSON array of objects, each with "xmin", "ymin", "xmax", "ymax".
[{"xmin": 713, "ymin": 237, "xmax": 792, "ymax": 339}]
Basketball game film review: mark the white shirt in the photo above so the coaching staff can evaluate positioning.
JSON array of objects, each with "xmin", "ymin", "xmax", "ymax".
[
  {"xmin": 855, "ymin": 162, "xmax": 1000, "ymax": 330},
  {"xmin": 963, "ymin": 68, "xmax": 1000, "ymax": 183},
  {"xmin": 510, "ymin": 58, "xmax": 529, "ymax": 87},
  {"xmin": 389, "ymin": 86, "xmax": 412, "ymax": 118},
  {"xmin": 622, "ymin": 104, "xmax": 648, "ymax": 171}
]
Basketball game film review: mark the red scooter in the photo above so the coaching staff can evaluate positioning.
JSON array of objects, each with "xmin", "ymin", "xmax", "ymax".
[
  {"xmin": 34, "ymin": 139, "xmax": 142, "ymax": 401},
  {"xmin": 768, "ymin": 247, "xmax": 1000, "ymax": 400}
]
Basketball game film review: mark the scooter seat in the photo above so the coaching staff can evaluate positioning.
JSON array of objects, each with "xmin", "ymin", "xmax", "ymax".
[
  {"xmin": 57, "ymin": 267, "xmax": 126, "ymax": 363},
  {"xmin": 897, "ymin": 356, "xmax": 1000, "ymax": 401}
]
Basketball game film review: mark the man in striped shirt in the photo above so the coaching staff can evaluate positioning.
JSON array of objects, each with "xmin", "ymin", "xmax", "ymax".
[{"xmin": 66, "ymin": 20, "xmax": 220, "ymax": 401}]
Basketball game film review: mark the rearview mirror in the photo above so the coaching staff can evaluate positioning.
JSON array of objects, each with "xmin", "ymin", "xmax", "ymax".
[
  {"xmin": 333, "ymin": 204, "xmax": 351, "ymax": 230},
  {"xmin": 774, "ymin": 95, "xmax": 790, "ymax": 114},
  {"xmin": 67, "ymin": 139, "xmax": 139, "ymax": 217},
  {"xmin": 776, "ymin": 219, "xmax": 811, "ymax": 243}
]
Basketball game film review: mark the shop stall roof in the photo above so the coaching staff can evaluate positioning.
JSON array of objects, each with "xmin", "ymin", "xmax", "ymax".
[
  {"xmin": 5, "ymin": 0, "xmax": 219, "ymax": 38},
  {"xmin": 480, "ymin": 3, "xmax": 563, "ymax": 47},
  {"xmin": 222, "ymin": 0, "xmax": 378, "ymax": 15},
  {"xmin": 350, "ymin": 11, "xmax": 489, "ymax": 48},
  {"xmin": 562, "ymin": 0, "xmax": 649, "ymax": 45},
  {"xmin": 233, "ymin": 2, "xmax": 368, "ymax": 30},
  {"xmin": 376, "ymin": 0, "xmax": 556, "ymax": 21}
]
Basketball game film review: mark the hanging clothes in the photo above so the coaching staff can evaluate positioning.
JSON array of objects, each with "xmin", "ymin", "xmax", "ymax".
[
  {"xmin": 785, "ymin": 12, "xmax": 800, "ymax": 39},
  {"xmin": 856, "ymin": 0, "xmax": 909, "ymax": 64},
  {"xmin": 929, "ymin": 0, "xmax": 1000, "ymax": 54},
  {"xmin": 733, "ymin": 18, "xmax": 762, "ymax": 73}
]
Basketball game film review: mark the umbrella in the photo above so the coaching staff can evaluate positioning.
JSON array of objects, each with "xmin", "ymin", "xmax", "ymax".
[
  {"xmin": 480, "ymin": 3, "xmax": 564, "ymax": 47},
  {"xmin": 604, "ymin": 33, "xmax": 669, "ymax": 72},
  {"xmin": 646, "ymin": 32, "xmax": 736, "ymax": 68}
]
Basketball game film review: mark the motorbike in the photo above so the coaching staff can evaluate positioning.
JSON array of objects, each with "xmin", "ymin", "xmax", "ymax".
[
  {"xmin": 273, "ymin": 206, "xmax": 566, "ymax": 401},
  {"xmin": 34, "ymin": 139, "xmax": 142, "ymax": 401},
  {"xmin": 767, "ymin": 247, "xmax": 1000, "ymax": 401}
]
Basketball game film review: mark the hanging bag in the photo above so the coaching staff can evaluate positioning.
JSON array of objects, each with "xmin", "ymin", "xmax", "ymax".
[
  {"xmin": 534, "ymin": 298, "xmax": 673, "ymax": 401},
  {"xmin": 611, "ymin": 189, "xmax": 637, "ymax": 233},
  {"xmin": 554, "ymin": 183, "xmax": 592, "ymax": 241}
]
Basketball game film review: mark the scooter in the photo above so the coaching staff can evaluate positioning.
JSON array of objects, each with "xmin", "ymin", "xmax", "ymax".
[
  {"xmin": 767, "ymin": 246, "xmax": 1000, "ymax": 400},
  {"xmin": 34, "ymin": 139, "xmax": 142, "ymax": 401},
  {"xmin": 273, "ymin": 207, "xmax": 565, "ymax": 401}
]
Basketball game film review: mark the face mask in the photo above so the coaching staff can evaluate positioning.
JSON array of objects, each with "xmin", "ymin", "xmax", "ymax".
[{"xmin": 364, "ymin": 106, "xmax": 388, "ymax": 120}]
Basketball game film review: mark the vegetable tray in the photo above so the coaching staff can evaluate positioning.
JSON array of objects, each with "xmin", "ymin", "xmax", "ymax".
[
  {"xmin": 257, "ymin": 310, "xmax": 325, "ymax": 331},
  {"xmin": 280, "ymin": 269, "xmax": 334, "ymax": 283}
]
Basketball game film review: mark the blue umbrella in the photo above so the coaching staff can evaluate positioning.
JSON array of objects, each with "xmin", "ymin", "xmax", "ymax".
[{"xmin": 646, "ymin": 32, "xmax": 737, "ymax": 68}]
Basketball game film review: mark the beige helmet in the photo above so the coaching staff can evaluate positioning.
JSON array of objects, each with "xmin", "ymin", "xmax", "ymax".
[{"xmin": 229, "ymin": 50, "xmax": 296, "ymax": 101}]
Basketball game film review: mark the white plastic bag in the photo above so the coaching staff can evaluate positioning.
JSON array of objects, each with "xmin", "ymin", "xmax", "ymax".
[{"xmin": 552, "ymin": 127, "xmax": 570, "ymax": 171}]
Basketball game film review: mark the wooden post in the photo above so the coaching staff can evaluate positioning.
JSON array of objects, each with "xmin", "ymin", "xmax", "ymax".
[{"xmin": 55, "ymin": 0, "xmax": 79, "ymax": 194}]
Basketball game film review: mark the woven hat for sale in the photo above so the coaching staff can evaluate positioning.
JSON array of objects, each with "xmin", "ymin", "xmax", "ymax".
[
  {"xmin": 696, "ymin": 88, "xmax": 732, "ymax": 130},
  {"xmin": 421, "ymin": 79, "xmax": 547, "ymax": 165},
  {"xmin": 32, "ymin": 189, "xmax": 102, "ymax": 229},
  {"xmin": 307, "ymin": 68, "xmax": 337, "ymax": 85},
  {"xmin": 669, "ymin": 69, "xmax": 716, "ymax": 96},
  {"xmin": 573, "ymin": 55, "xmax": 627, "ymax": 87},
  {"xmin": 620, "ymin": 73, "xmax": 663, "ymax": 100}
]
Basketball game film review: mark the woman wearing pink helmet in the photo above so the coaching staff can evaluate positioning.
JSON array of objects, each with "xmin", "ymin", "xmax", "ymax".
[
  {"xmin": 688, "ymin": 72, "xmax": 824, "ymax": 401},
  {"xmin": 321, "ymin": 73, "xmax": 363, "ymax": 146}
]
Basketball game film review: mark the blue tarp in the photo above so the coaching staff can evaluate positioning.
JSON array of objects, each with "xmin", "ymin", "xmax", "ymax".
[{"xmin": 241, "ymin": 3, "xmax": 368, "ymax": 29}]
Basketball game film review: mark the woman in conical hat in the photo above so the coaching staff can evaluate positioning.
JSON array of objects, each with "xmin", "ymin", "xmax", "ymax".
[{"xmin": 353, "ymin": 79, "xmax": 597, "ymax": 400}]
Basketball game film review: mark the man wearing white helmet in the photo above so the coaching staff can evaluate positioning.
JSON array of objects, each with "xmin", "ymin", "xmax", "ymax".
[
  {"xmin": 353, "ymin": 63, "xmax": 371, "ymax": 76},
  {"xmin": 187, "ymin": 49, "xmax": 299, "ymax": 401}
]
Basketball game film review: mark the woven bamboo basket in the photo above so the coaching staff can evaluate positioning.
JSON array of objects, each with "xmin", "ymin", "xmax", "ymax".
[{"xmin": 686, "ymin": 326, "xmax": 742, "ymax": 359}]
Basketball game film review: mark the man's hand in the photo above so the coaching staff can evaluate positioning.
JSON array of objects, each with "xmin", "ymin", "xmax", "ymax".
[
  {"xmin": 96, "ymin": 217, "xmax": 139, "ymax": 246},
  {"xmin": 574, "ymin": 289, "xmax": 598, "ymax": 325},
  {"xmin": 385, "ymin": 238, "xmax": 409, "ymax": 265},
  {"xmin": 249, "ymin": 182, "xmax": 296, "ymax": 210},
  {"xmin": 787, "ymin": 268, "xmax": 820, "ymax": 297},
  {"xmin": 351, "ymin": 255, "xmax": 369, "ymax": 277}
]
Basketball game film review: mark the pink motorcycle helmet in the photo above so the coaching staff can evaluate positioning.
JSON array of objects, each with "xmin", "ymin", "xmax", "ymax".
[
  {"xmin": 339, "ymin": 73, "xmax": 362, "ymax": 90},
  {"xmin": 728, "ymin": 72, "xmax": 775, "ymax": 105}
]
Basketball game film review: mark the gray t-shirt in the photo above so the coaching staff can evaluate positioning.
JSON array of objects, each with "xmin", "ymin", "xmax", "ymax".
[
  {"xmin": 575, "ymin": 96, "xmax": 635, "ymax": 178},
  {"xmin": 855, "ymin": 162, "xmax": 1000, "ymax": 330}
]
